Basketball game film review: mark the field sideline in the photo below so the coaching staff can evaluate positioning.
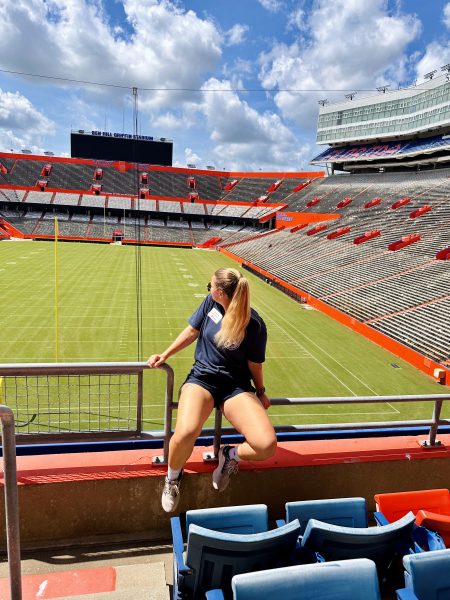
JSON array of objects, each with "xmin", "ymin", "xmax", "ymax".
[{"xmin": 0, "ymin": 240, "xmax": 445, "ymax": 432}]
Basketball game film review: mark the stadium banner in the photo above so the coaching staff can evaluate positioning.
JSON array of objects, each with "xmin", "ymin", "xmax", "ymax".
[{"xmin": 275, "ymin": 211, "xmax": 339, "ymax": 229}]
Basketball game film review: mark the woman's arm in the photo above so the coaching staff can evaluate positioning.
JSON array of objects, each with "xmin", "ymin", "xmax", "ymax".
[
  {"xmin": 147, "ymin": 325, "xmax": 199, "ymax": 367},
  {"xmin": 248, "ymin": 360, "xmax": 270, "ymax": 409}
]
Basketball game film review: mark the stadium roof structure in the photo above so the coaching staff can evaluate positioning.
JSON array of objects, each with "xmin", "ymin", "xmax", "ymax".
[
  {"xmin": 310, "ymin": 133, "xmax": 450, "ymax": 171},
  {"xmin": 313, "ymin": 69, "xmax": 450, "ymax": 172}
]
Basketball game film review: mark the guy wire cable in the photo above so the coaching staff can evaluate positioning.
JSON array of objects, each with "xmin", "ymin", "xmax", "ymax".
[{"xmin": 132, "ymin": 86, "xmax": 143, "ymax": 362}]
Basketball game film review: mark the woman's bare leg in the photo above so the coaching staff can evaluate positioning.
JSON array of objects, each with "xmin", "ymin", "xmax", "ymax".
[
  {"xmin": 222, "ymin": 392, "xmax": 277, "ymax": 461},
  {"xmin": 168, "ymin": 383, "xmax": 215, "ymax": 470}
]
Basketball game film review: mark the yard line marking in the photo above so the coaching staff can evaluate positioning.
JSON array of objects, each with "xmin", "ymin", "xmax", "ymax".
[
  {"xmin": 262, "ymin": 311, "xmax": 359, "ymax": 396},
  {"xmin": 258, "ymin": 296, "xmax": 395, "ymax": 408}
]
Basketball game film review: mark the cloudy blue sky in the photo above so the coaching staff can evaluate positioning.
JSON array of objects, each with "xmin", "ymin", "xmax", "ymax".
[{"xmin": 0, "ymin": 0, "xmax": 449, "ymax": 170}]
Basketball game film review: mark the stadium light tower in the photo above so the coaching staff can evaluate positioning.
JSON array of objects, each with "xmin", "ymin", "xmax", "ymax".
[
  {"xmin": 318, "ymin": 99, "xmax": 328, "ymax": 106},
  {"xmin": 376, "ymin": 85, "xmax": 390, "ymax": 93},
  {"xmin": 344, "ymin": 92, "xmax": 357, "ymax": 100},
  {"xmin": 441, "ymin": 64, "xmax": 450, "ymax": 72},
  {"xmin": 424, "ymin": 70, "xmax": 438, "ymax": 80}
]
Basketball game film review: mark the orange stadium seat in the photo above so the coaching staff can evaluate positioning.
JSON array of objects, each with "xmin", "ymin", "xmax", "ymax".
[{"xmin": 375, "ymin": 488, "xmax": 450, "ymax": 545}]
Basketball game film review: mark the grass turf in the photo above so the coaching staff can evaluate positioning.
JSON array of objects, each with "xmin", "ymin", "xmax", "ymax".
[{"xmin": 0, "ymin": 240, "xmax": 446, "ymax": 433}]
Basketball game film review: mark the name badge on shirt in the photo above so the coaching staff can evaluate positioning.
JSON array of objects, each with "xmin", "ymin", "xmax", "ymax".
[{"xmin": 208, "ymin": 307, "xmax": 223, "ymax": 324}]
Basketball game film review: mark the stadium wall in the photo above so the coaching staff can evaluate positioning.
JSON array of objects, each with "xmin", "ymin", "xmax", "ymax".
[{"xmin": 219, "ymin": 247, "xmax": 450, "ymax": 384}]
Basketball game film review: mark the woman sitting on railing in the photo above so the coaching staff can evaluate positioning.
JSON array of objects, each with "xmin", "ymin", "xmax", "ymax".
[{"xmin": 147, "ymin": 267, "xmax": 276, "ymax": 513}]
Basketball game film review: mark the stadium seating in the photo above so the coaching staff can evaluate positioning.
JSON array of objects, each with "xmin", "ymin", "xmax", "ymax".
[
  {"xmin": 375, "ymin": 489, "xmax": 450, "ymax": 545},
  {"xmin": 396, "ymin": 549, "xmax": 450, "ymax": 599},
  {"xmin": 300, "ymin": 512, "xmax": 416, "ymax": 570},
  {"xmin": 171, "ymin": 505, "xmax": 301, "ymax": 600},
  {"xmin": 206, "ymin": 559, "xmax": 381, "ymax": 600},
  {"xmin": 281, "ymin": 497, "xmax": 368, "ymax": 534}
]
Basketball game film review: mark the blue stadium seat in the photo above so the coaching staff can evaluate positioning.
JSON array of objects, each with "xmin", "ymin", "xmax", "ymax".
[
  {"xmin": 185, "ymin": 504, "xmax": 269, "ymax": 534},
  {"xmin": 206, "ymin": 558, "xmax": 381, "ymax": 600},
  {"xmin": 396, "ymin": 549, "xmax": 450, "ymax": 600},
  {"xmin": 171, "ymin": 505, "xmax": 301, "ymax": 600},
  {"xmin": 301, "ymin": 511, "xmax": 416, "ymax": 571},
  {"xmin": 282, "ymin": 497, "xmax": 367, "ymax": 534}
]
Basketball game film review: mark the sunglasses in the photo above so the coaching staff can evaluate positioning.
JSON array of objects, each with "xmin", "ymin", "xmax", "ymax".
[{"xmin": 207, "ymin": 282, "xmax": 211, "ymax": 292}]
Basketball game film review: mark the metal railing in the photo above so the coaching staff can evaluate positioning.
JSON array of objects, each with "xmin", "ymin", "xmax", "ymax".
[
  {"xmin": 0, "ymin": 405, "xmax": 22, "ymax": 600},
  {"xmin": 159, "ymin": 389, "xmax": 450, "ymax": 463},
  {"xmin": 0, "ymin": 362, "xmax": 174, "ymax": 442},
  {"xmin": 202, "ymin": 394, "xmax": 450, "ymax": 456},
  {"xmin": 1, "ymin": 361, "xmax": 449, "ymax": 463}
]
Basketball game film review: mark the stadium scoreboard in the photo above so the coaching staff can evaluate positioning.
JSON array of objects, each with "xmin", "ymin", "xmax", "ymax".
[{"xmin": 71, "ymin": 130, "xmax": 173, "ymax": 165}]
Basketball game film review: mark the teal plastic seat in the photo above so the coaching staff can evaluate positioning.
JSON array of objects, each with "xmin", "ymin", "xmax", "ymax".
[
  {"xmin": 171, "ymin": 504, "xmax": 301, "ymax": 600},
  {"xmin": 186, "ymin": 504, "xmax": 269, "ymax": 535},
  {"xmin": 206, "ymin": 558, "xmax": 380, "ymax": 600},
  {"xmin": 301, "ymin": 511, "xmax": 416, "ymax": 571},
  {"xmin": 284, "ymin": 497, "xmax": 367, "ymax": 534},
  {"xmin": 396, "ymin": 549, "xmax": 450, "ymax": 600}
]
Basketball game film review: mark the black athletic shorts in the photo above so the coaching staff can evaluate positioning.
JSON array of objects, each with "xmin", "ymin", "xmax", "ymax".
[{"xmin": 182, "ymin": 372, "xmax": 254, "ymax": 408}]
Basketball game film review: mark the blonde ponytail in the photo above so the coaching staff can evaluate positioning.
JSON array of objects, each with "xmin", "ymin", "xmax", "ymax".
[{"xmin": 214, "ymin": 268, "xmax": 251, "ymax": 349}]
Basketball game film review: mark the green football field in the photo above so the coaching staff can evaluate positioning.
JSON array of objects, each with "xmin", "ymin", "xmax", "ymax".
[{"xmin": 0, "ymin": 240, "xmax": 446, "ymax": 432}]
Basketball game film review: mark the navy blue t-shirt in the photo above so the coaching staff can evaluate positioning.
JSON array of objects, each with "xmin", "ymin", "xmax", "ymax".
[{"xmin": 188, "ymin": 295, "xmax": 267, "ymax": 384}]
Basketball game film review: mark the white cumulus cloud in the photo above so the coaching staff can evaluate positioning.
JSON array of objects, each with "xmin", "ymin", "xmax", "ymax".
[
  {"xmin": 0, "ymin": 0, "xmax": 222, "ymax": 112},
  {"xmin": 226, "ymin": 24, "xmax": 249, "ymax": 46},
  {"xmin": 0, "ymin": 89, "xmax": 56, "ymax": 152},
  {"xmin": 444, "ymin": 3, "xmax": 450, "ymax": 29},
  {"xmin": 258, "ymin": 0, "xmax": 283, "ymax": 13},
  {"xmin": 201, "ymin": 78, "xmax": 310, "ymax": 170},
  {"xmin": 259, "ymin": 0, "xmax": 421, "ymax": 129}
]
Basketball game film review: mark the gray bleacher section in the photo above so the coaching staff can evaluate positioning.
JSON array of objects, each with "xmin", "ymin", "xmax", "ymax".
[
  {"xmin": 191, "ymin": 174, "xmax": 221, "ymax": 200},
  {"xmin": 149, "ymin": 170, "xmax": 188, "ymax": 197},
  {"xmin": 135, "ymin": 199, "xmax": 156, "ymax": 212},
  {"xmin": 226, "ymin": 168, "xmax": 450, "ymax": 364},
  {"xmin": 107, "ymin": 196, "xmax": 132, "ymax": 210},
  {"xmin": 81, "ymin": 195, "xmax": 107, "ymax": 208},
  {"xmin": 183, "ymin": 203, "xmax": 206, "ymax": 215},
  {"xmin": 102, "ymin": 167, "xmax": 138, "ymax": 195},
  {"xmin": 53, "ymin": 193, "xmax": 80, "ymax": 206},
  {"xmin": 1, "ymin": 159, "xmax": 47, "ymax": 187},
  {"xmin": 87, "ymin": 223, "xmax": 118, "ymax": 237},
  {"xmin": 0, "ymin": 189, "xmax": 23, "ymax": 203},
  {"xmin": 221, "ymin": 177, "xmax": 276, "ymax": 202},
  {"xmin": 4, "ymin": 212, "xmax": 42, "ymax": 234},
  {"xmin": 47, "ymin": 163, "xmax": 95, "ymax": 190},
  {"xmin": 159, "ymin": 200, "xmax": 182, "ymax": 213},
  {"xmin": 148, "ymin": 225, "xmax": 193, "ymax": 243},
  {"xmin": 91, "ymin": 215, "xmax": 118, "ymax": 224},
  {"xmin": 0, "ymin": 157, "xmax": 16, "ymax": 172},
  {"xmin": 25, "ymin": 191, "xmax": 54, "ymax": 204},
  {"xmin": 268, "ymin": 177, "xmax": 310, "ymax": 204}
]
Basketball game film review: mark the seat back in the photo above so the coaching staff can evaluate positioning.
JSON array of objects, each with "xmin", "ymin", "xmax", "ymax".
[
  {"xmin": 232, "ymin": 558, "xmax": 380, "ymax": 600},
  {"xmin": 374, "ymin": 489, "xmax": 450, "ymax": 523},
  {"xmin": 301, "ymin": 511, "xmax": 416, "ymax": 568},
  {"xmin": 184, "ymin": 520, "xmax": 301, "ymax": 599},
  {"xmin": 416, "ymin": 510, "xmax": 450, "ymax": 546},
  {"xmin": 186, "ymin": 504, "xmax": 268, "ymax": 535},
  {"xmin": 286, "ymin": 497, "xmax": 367, "ymax": 534},
  {"xmin": 403, "ymin": 549, "xmax": 450, "ymax": 599}
]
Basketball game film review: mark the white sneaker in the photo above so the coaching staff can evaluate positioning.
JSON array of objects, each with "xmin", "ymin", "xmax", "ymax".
[
  {"xmin": 161, "ymin": 471, "xmax": 182, "ymax": 513},
  {"xmin": 212, "ymin": 445, "xmax": 239, "ymax": 492}
]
